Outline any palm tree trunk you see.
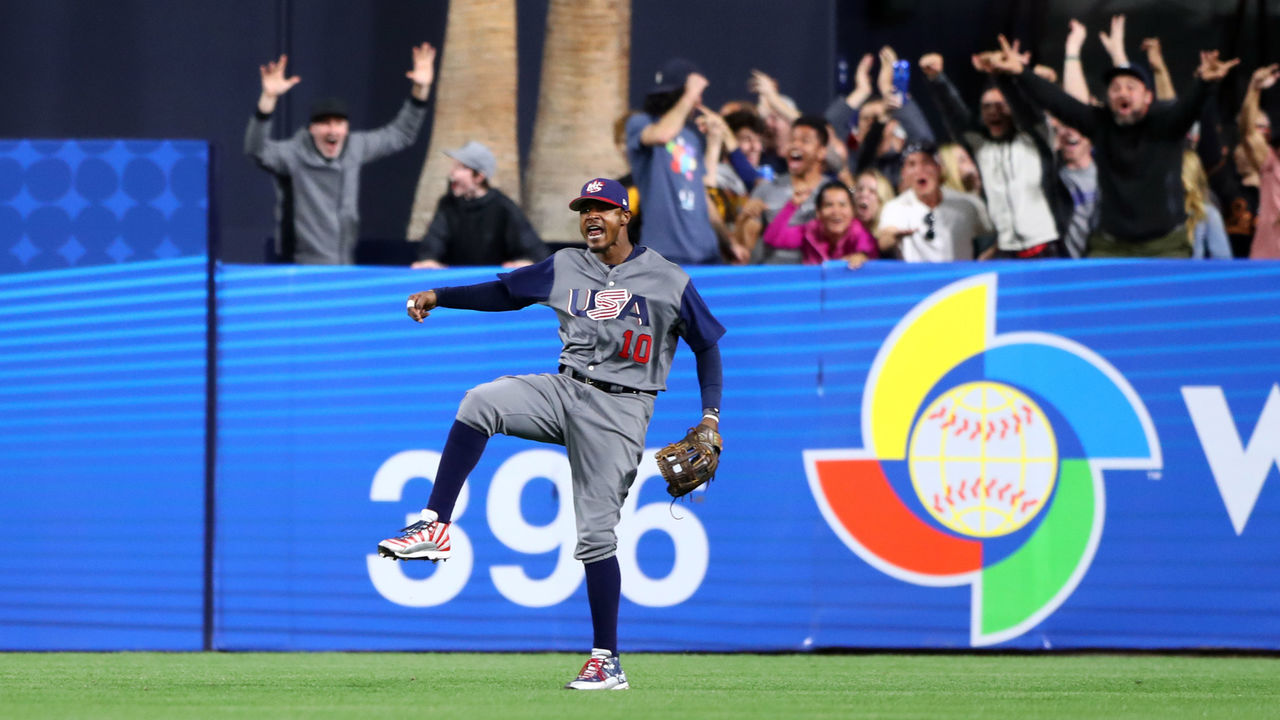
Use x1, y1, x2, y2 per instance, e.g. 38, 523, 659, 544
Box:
407, 0, 519, 240
523, 0, 631, 245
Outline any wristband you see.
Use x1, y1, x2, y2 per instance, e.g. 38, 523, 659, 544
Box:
702, 413, 720, 423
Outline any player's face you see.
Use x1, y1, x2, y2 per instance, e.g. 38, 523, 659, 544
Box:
1107, 76, 1153, 126
817, 186, 855, 239
578, 200, 630, 254
308, 116, 349, 159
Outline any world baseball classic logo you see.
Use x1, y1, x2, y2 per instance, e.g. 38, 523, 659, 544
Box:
805, 274, 1162, 646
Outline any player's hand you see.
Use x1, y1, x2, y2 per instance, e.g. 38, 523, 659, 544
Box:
406, 290, 438, 322
410, 259, 447, 270
259, 54, 301, 98
501, 259, 534, 269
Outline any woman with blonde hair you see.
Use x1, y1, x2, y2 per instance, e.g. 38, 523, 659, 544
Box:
1182, 150, 1232, 259
938, 143, 982, 194
853, 169, 895, 235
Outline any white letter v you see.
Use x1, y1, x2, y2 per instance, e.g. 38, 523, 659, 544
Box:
1181, 385, 1280, 535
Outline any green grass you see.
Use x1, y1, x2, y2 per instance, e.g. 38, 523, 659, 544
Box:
1, 652, 1277, 719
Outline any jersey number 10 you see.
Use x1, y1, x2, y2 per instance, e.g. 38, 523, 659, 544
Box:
618, 330, 653, 364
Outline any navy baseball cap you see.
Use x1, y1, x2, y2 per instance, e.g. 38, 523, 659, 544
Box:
1104, 63, 1154, 90
651, 57, 700, 94
569, 178, 629, 211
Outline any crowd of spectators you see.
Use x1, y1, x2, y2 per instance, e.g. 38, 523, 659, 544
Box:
618, 15, 1279, 266
249, 18, 1280, 266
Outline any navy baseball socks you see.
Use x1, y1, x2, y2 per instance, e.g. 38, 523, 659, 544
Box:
564, 556, 628, 690
377, 420, 488, 561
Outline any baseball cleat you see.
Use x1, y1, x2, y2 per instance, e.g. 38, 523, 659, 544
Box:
563, 650, 629, 690
377, 509, 451, 562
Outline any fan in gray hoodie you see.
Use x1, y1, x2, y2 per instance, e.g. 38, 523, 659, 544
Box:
245, 43, 436, 264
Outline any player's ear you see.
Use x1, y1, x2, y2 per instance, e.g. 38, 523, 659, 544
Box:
620, 209, 632, 225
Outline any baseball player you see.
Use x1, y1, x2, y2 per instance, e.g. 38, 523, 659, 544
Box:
378, 177, 725, 690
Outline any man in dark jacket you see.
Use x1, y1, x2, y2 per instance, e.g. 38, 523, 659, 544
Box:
986, 36, 1238, 257
411, 141, 548, 269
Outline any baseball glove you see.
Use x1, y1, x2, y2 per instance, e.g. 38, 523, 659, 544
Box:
655, 425, 722, 498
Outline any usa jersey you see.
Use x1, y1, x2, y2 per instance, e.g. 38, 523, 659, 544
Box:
499, 246, 724, 391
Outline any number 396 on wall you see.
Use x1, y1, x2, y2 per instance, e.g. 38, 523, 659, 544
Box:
366, 449, 710, 609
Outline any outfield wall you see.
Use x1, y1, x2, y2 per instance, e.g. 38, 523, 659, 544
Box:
3, 253, 1279, 651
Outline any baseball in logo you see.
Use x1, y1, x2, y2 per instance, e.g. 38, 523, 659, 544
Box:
805, 274, 1162, 646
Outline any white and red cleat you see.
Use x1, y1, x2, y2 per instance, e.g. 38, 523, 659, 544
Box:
377, 509, 451, 562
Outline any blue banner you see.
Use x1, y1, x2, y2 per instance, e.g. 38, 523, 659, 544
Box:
3, 257, 1278, 651
0, 257, 208, 650
210, 261, 1280, 652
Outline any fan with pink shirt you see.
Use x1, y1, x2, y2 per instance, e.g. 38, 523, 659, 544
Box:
761, 180, 879, 268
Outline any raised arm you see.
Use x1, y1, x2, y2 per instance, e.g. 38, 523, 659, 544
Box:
985, 37, 1099, 136
1142, 37, 1177, 101
640, 73, 707, 146
1157, 51, 1240, 137
921, 53, 976, 142
405, 41, 436, 102
256, 54, 301, 116
1240, 64, 1280, 170
825, 53, 874, 138
1099, 14, 1130, 67
750, 70, 800, 125
245, 54, 300, 171
357, 43, 436, 162
1062, 19, 1091, 103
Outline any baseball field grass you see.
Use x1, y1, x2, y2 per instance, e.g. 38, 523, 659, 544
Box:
1, 652, 1277, 719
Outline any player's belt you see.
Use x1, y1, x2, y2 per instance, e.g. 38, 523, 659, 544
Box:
559, 365, 657, 396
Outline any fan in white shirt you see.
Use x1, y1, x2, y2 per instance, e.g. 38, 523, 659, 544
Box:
875, 144, 993, 262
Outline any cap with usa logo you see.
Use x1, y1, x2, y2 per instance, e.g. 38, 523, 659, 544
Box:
569, 177, 629, 211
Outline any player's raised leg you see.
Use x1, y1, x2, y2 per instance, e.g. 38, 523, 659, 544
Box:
379, 375, 568, 561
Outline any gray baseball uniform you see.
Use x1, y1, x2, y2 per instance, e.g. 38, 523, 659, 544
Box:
450, 245, 724, 562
